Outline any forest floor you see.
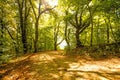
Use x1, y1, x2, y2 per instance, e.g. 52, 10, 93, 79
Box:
0, 51, 120, 80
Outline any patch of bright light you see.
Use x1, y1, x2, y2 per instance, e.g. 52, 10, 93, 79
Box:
35, 0, 58, 8
47, 0, 58, 7
59, 40, 67, 49
89, 1, 93, 6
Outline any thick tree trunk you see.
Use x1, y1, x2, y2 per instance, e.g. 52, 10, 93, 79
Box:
20, 15, 27, 54
21, 26, 27, 53
54, 42, 57, 50
75, 29, 82, 48
20, 10, 28, 53
17, 0, 28, 54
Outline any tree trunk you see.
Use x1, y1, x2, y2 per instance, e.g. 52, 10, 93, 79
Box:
0, 19, 4, 54
21, 26, 27, 53
75, 29, 82, 48
17, 0, 28, 54
54, 27, 58, 50
104, 18, 110, 44
64, 16, 70, 50
53, 22, 60, 51
90, 10, 93, 46
34, 20, 39, 52
54, 42, 57, 50
105, 20, 110, 44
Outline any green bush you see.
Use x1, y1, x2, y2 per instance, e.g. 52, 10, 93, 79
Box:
0, 54, 12, 64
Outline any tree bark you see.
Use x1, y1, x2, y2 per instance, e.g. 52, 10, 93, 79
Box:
0, 19, 4, 54
54, 24, 59, 50
65, 22, 70, 50
75, 29, 82, 48
64, 10, 70, 50
89, 8, 93, 46
34, 19, 39, 52
104, 19, 110, 44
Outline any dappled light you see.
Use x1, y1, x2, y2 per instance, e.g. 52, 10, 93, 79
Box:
0, 0, 120, 80
0, 51, 120, 80
67, 58, 120, 79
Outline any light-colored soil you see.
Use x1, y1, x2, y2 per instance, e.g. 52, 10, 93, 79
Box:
0, 51, 120, 80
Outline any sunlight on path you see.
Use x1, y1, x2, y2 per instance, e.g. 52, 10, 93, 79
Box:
66, 58, 120, 80
0, 51, 120, 80
68, 60, 120, 72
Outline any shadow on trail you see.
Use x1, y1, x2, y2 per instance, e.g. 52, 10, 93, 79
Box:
0, 51, 120, 80
0, 54, 33, 80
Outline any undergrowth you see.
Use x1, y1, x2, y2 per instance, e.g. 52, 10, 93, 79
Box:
65, 46, 120, 59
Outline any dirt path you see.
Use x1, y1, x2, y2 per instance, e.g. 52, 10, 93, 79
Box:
0, 51, 120, 80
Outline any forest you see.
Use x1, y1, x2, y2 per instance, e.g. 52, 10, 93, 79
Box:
0, 0, 120, 80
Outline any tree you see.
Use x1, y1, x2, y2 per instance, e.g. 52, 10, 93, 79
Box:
0, 10, 4, 54
67, 0, 92, 48
16, 0, 31, 53
64, 10, 70, 50
53, 21, 64, 50
29, 0, 55, 52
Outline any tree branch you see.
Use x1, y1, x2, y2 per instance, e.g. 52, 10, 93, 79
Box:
79, 19, 90, 34
4, 26, 16, 44
69, 20, 77, 28
40, 6, 56, 15
29, 0, 37, 18
57, 39, 64, 46
75, 10, 79, 26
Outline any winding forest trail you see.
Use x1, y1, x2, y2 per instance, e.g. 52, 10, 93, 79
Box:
0, 51, 120, 80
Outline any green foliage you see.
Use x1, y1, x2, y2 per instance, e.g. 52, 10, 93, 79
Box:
0, 54, 13, 64
38, 26, 54, 51
115, 29, 120, 41
67, 45, 120, 59
0, 0, 120, 57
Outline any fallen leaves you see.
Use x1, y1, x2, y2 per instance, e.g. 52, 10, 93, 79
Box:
0, 51, 120, 80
